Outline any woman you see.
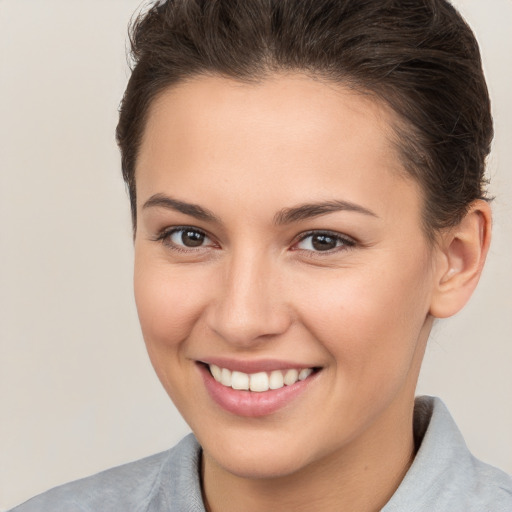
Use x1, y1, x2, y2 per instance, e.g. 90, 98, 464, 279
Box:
9, 0, 512, 510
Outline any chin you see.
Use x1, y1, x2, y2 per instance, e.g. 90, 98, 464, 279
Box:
209, 447, 313, 480
198, 426, 325, 480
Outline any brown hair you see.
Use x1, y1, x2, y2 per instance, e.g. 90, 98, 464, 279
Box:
116, 0, 493, 238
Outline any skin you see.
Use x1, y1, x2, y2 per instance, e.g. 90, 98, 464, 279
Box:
133, 74, 491, 512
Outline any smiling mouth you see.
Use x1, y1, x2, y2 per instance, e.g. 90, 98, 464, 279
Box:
207, 363, 318, 392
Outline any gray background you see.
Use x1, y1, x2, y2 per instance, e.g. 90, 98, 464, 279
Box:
1, 0, 510, 509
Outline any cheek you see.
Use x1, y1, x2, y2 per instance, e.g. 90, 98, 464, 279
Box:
133, 253, 208, 354
296, 254, 433, 383
133, 253, 214, 412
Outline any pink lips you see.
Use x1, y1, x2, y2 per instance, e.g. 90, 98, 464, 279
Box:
198, 361, 319, 417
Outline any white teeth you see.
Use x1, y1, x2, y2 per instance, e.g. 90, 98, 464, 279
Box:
209, 365, 314, 392
284, 369, 299, 386
249, 372, 269, 392
269, 370, 284, 390
299, 368, 313, 381
220, 367, 232, 387
210, 364, 222, 382
231, 371, 250, 390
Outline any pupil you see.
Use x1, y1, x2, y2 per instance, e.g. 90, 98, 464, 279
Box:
312, 234, 337, 251
182, 230, 204, 247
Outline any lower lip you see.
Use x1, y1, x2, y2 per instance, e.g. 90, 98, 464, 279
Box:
198, 364, 318, 417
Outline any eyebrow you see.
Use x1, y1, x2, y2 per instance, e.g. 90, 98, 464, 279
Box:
142, 193, 378, 225
142, 194, 220, 223
273, 200, 378, 224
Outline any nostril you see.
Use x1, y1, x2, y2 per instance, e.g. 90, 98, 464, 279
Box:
205, 304, 292, 346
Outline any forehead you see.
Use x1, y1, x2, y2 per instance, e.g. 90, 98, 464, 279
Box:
140, 73, 398, 163
136, 73, 419, 222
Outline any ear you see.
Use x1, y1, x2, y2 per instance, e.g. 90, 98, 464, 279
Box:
429, 200, 492, 319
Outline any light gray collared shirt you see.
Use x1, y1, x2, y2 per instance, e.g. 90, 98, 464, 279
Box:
9, 396, 512, 511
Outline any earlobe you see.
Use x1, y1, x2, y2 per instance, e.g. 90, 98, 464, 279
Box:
429, 200, 492, 319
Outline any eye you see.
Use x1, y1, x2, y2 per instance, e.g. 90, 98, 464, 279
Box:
294, 231, 355, 252
170, 228, 208, 247
157, 226, 215, 250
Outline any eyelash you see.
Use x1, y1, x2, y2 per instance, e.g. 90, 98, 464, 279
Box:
153, 226, 215, 253
293, 230, 356, 255
153, 226, 356, 255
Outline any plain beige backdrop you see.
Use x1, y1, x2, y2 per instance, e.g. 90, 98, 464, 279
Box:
0, 0, 511, 510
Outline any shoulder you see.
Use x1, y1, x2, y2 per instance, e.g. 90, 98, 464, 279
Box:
8, 434, 204, 512
384, 396, 512, 512
468, 458, 512, 506
8, 451, 170, 512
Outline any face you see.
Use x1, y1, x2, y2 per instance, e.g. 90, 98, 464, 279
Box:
134, 74, 437, 479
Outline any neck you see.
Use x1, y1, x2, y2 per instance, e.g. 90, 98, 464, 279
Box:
201, 394, 417, 512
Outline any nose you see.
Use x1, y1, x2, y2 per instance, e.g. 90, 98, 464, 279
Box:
205, 249, 292, 347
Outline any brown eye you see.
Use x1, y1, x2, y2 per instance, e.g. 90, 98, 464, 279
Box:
182, 230, 205, 247
295, 232, 355, 252
169, 228, 210, 248
311, 234, 338, 251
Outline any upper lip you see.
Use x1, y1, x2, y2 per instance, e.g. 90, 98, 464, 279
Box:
197, 357, 319, 374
